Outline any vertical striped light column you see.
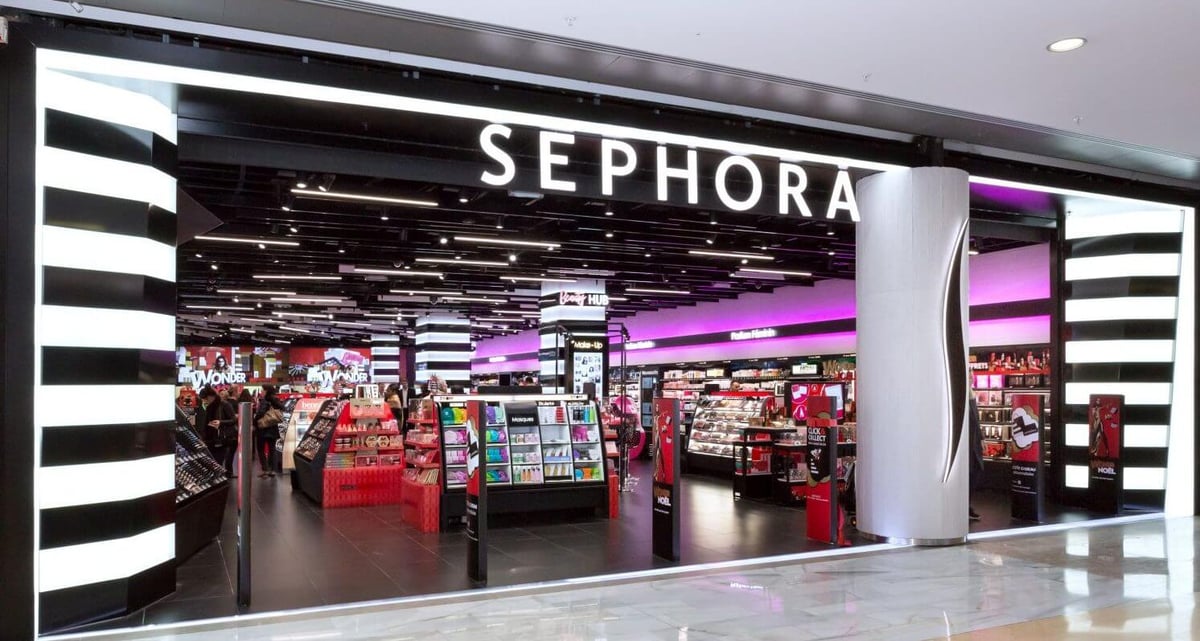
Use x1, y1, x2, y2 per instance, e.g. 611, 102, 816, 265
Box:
370, 334, 402, 385
1061, 205, 1192, 512
538, 280, 607, 393
414, 314, 472, 390
34, 67, 179, 630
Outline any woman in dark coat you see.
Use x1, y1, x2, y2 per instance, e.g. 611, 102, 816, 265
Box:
253, 385, 286, 478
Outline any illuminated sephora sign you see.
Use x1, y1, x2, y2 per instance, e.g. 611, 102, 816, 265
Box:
478, 125, 862, 222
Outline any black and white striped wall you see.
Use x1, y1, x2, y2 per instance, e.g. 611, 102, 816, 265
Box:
414, 314, 472, 389
1061, 204, 1195, 513
538, 280, 607, 393
34, 68, 179, 630
370, 334, 402, 384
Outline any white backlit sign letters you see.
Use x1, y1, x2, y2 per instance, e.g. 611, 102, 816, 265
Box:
625, 341, 656, 350
730, 328, 777, 341
480, 125, 861, 222
488, 355, 508, 363
558, 291, 610, 307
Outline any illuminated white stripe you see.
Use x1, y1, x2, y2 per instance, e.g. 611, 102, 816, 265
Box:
38, 49, 902, 174
1064, 297, 1178, 322
1065, 464, 1088, 488
1064, 209, 1184, 240
415, 332, 470, 345
1064, 423, 1169, 448
372, 360, 400, 370
1064, 339, 1175, 363
414, 351, 475, 362
370, 346, 401, 357
41, 225, 175, 283
540, 306, 607, 324
1125, 467, 1167, 491
416, 316, 471, 327
39, 69, 177, 143
40, 306, 175, 351
1065, 382, 1173, 406
1064, 254, 1180, 281
39, 524, 174, 592
38, 385, 174, 427
1166, 207, 1196, 517
39, 455, 174, 510
415, 369, 471, 382
38, 146, 176, 213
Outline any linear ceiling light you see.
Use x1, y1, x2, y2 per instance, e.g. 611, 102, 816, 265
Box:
1047, 37, 1087, 53
331, 320, 372, 327
626, 287, 690, 295
503, 276, 577, 283
291, 188, 438, 208
455, 235, 560, 250
607, 296, 628, 301
253, 274, 342, 281
389, 288, 462, 296
442, 296, 505, 303
354, 267, 443, 277
269, 296, 344, 304
229, 328, 257, 334
416, 257, 509, 267
494, 310, 541, 316
184, 305, 253, 311
734, 267, 814, 277
273, 311, 333, 319
687, 249, 774, 261
196, 235, 300, 247
216, 288, 297, 296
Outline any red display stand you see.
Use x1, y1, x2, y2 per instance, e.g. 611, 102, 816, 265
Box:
323, 466, 406, 508
401, 476, 441, 532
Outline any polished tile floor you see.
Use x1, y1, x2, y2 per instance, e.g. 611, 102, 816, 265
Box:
69, 460, 1119, 633
54, 516, 1195, 640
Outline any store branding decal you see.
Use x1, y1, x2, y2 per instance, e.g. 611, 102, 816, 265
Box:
487, 355, 508, 363
730, 327, 777, 341
307, 364, 369, 386
188, 368, 247, 387
479, 125, 861, 222
558, 291, 609, 307
571, 339, 605, 351
626, 340, 656, 350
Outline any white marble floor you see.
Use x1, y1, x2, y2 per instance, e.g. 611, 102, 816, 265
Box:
54, 516, 1197, 641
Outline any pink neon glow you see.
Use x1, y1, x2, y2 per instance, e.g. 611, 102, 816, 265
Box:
968, 243, 1051, 305
472, 357, 539, 375
471, 244, 1052, 368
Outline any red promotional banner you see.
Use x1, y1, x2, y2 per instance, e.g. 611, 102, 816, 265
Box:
652, 397, 681, 561
289, 346, 373, 392
1087, 394, 1124, 514
178, 345, 245, 387
1009, 393, 1044, 521
653, 399, 677, 486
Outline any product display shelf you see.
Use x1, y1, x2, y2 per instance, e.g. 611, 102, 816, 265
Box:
972, 367, 1054, 490
686, 393, 770, 475
282, 396, 331, 473
174, 406, 230, 562
291, 399, 347, 505
734, 425, 799, 500
402, 397, 444, 532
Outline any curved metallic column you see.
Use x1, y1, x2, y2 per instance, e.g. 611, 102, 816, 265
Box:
855, 167, 970, 545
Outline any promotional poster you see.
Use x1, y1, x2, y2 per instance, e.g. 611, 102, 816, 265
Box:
805, 395, 841, 544
567, 337, 609, 395
1009, 393, 1044, 522
289, 346, 372, 393
178, 345, 247, 387
652, 397, 681, 561
464, 401, 487, 584
1087, 394, 1125, 514
790, 382, 845, 422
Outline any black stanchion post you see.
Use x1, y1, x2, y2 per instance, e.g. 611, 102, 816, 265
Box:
237, 401, 252, 609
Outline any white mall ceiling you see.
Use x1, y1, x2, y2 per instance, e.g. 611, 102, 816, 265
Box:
362, 0, 1200, 161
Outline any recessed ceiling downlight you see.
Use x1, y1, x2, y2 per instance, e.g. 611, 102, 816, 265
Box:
1047, 37, 1086, 53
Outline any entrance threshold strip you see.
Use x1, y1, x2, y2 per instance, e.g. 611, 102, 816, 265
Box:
49, 542, 901, 640
966, 511, 1164, 542
49, 514, 1163, 641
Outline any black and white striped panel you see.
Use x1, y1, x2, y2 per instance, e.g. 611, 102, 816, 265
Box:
415, 314, 472, 387
34, 69, 178, 632
371, 334, 401, 384
538, 281, 607, 393
1060, 206, 1188, 509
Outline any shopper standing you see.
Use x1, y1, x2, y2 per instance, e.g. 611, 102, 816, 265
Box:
198, 386, 238, 477
968, 396, 984, 521
254, 385, 285, 478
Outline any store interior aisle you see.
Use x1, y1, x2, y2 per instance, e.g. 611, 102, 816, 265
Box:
60, 516, 1194, 641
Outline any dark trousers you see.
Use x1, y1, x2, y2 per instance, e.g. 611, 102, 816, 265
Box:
215, 442, 238, 476
256, 431, 279, 473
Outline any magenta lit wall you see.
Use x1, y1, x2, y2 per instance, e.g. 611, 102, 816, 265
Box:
472, 243, 1052, 371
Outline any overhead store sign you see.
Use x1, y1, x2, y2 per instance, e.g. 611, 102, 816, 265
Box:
730, 327, 778, 341
625, 341, 656, 350
480, 125, 862, 222
558, 291, 609, 307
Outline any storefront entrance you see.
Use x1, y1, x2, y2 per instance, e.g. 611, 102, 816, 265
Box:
0, 19, 1193, 638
